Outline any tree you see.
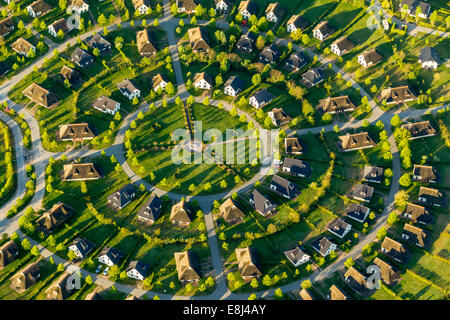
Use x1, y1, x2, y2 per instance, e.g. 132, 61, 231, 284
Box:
248, 294, 257, 300
256, 35, 265, 50
57, 263, 65, 272
344, 257, 355, 269
301, 279, 312, 289
30, 245, 40, 256
250, 278, 259, 288
85, 275, 93, 285
377, 227, 387, 240
391, 114, 402, 127
274, 288, 283, 299
301, 34, 310, 46
98, 14, 107, 26
399, 173, 411, 187
59, 0, 67, 10
387, 211, 399, 226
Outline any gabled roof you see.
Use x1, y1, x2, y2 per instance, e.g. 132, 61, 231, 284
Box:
378, 86, 417, 103
418, 47, 440, 64
137, 29, 157, 54
265, 2, 284, 18
0, 240, 19, 268
363, 165, 384, 183
284, 246, 309, 266
28, 0, 52, 13
413, 164, 438, 182
373, 257, 399, 285
60, 65, 80, 83
270, 175, 299, 199
0, 17, 15, 37
250, 88, 275, 105
99, 247, 123, 265
107, 183, 136, 208
137, 194, 162, 222
174, 251, 200, 282
224, 75, 245, 92
404, 202, 432, 224
132, 0, 151, 9
331, 36, 355, 52
87, 34, 111, 53
177, 0, 198, 10
92, 96, 120, 112
284, 137, 303, 154
11, 37, 34, 53
152, 73, 168, 89
58, 123, 95, 141
401, 121, 436, 138
235, 247, 262, 278
11, 260, 40, 290
299, 288, 313, 300
313, 21, 335, 36
312, 236, 335, 256
316, 96, 356, 114
343, 203, 370, 222
358, 49, 383, 65
50, 18, 68, 34
329, 284, 347, 300
287, 15, 309, 30
220, 198, 245, 222
301, 68, 324, 85
188, 27, 210, 51
22, 83, 59, 108
70, 238, 95, 257
269, 108, 291, 126
63, 163, 101, 181
418, 187, 446, 206
381, 236, 407, 261
238, 0, 258, 15
71, 47, 93, 66
69, 0, 88, 7
250, 189, 277, 216
260, 44, 280, 62
327, 218, 351, 237
351, 183, 374, 201
45, 272, 73, 300
236, 31, 257, 50
126, 260, 150, 278
338, 132, 376, 151
117, 79, 139, 95
193, 72, 214, 86
36, 202, 74, 234
170, 200, 193, 224
403, 223, 427, 247
285, 52, 307, 71
283, 157, 312, 177
344, 266, 366, 290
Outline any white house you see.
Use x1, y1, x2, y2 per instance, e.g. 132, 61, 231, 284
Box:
67, 0, 89, 14
312, 21, 335, 41
357, 49, 383, 68
133, 0, 151, 15
284, 246, 310, 267
215, 0, 230, 12
265, 3, 284, 23
224, 76, 245, 97
193, 72, 213, 90
286, 15, 309, 33
92, 96, 121, 115
98, 247, 123, 267
126, 261, 149, 281
48, 18, 73, 38
68, 238, 95, 260
418, 47, 440, 70
152, 74, 168, 92
27, 0, 52, 18
117, 79, 141, 100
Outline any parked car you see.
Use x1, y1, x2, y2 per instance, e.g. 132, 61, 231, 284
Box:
103, 267, 110, 276
95, 265, 102, 273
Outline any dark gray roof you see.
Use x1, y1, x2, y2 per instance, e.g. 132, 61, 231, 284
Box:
250, 189, 277, 216
259, 44, 280, 63
224, 75, 245, 93
284, 246, 309, 265
287, 15, 310, 30
283, 157, 312, 177
127, 260, 150, 278
351, 184, 374, 202
302, 68, 324, 85
363, 166, 384, 183
251, 88, 275, 105
236, 31, 256, 51
71, 238, 95, 257
137, 194, 162, 222
270, 175, 299, 199
100, 247, 123, 265
87, 34, 111, 53
327, 218, 351, 237
312, 237, 334, 255
285, 52, 307, 71
107, 184, 136, 208
71, 47, 93, 67
343, 203, 370, 222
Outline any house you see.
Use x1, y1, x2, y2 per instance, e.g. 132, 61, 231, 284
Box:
402, 223, 428, 248
11, 37, 36, 57
188, 27, 211, 53
330, 36, 355, 56
126, 260, 150, 281
301, 68, 324, 87
418, 47, 440, 70
0, 240, 19, 269
60, 65, 83, 87
357, 49, 383, 68
137, 29, 157, 56
343, 203, 370, 223
373, 257, 400, 285
174, 251, 200, 284
344, 267, 367, 293
215, 0, 232, 13
68, 0, 89, 14
249, 189, 277, 217
259, 44, 280, 64
377, 86, 417, 105
117, 79, 140, 100
350, 184, 374, 203
22, 83, 59, 108
284, 246, 310, 267
220, 198, 245, 224
152, 73, 169, 92
193, 72, 214, 90
10, 261, 41, 293
224, 76, 245, 97
403, 202, 432, 224
338, 132, 376, 152
92, 96, 121, 115
235, 247, 262, 281
400, 0, 431, 19
328, 285, 347, 300
238, 0, 258, 20
45, 272, 74, 300
402, 121, 436, 140
284, 52, 307, 72
98, 247, 123, 267
36, 202, 74, 234
249, 89, 275, 109
312, 21, 335, 41
68, 238, 95, 259
316, 96, 356, 115
0, 61, 10, 77
86, 34, 112, 54
327, 218, 352, 239
126, 295, 139, 300
265, 2, 284, 23
170, 200, 193, 226
27, 0, 52, 18
282, 157, 312, 178
363, 165, 384, 184
0, 17, 15, 37
58, 123, 95, 142
71, 47, 94, 68
107, 184, 136, 210
268, 108, 292, 127
132, 0, 151, 14
418, 187, 446, 207
48, 18, 70, 38
284, 137, 303, 155
312, 237, 337, 257
299, 289, 314, 300
63, 163, 101, 181
270, 175, 299, 200
286, 15, 309, 33
381, 236, 407, 263
176, 0, 198, 14
236, 31, 257, 53
137, 194, 162, 225
413, 164, 438, 183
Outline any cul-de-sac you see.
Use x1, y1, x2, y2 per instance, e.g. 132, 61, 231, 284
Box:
0, 0, 448, 301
